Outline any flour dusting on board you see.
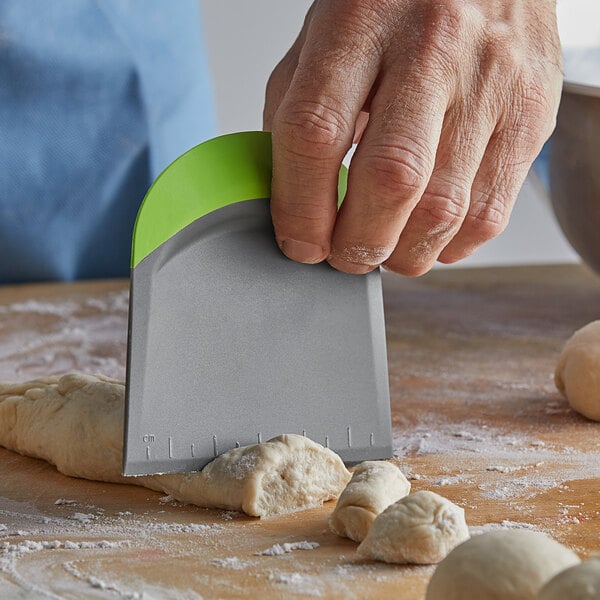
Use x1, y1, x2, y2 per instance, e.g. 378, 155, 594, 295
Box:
0, 289, 128, 381
393, 415, 600, 501
256, 541, 320, 556
210, 556, 251, 570
268, 571, 324, 597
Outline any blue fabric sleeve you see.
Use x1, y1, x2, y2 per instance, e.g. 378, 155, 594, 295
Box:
0, 0, 216, 283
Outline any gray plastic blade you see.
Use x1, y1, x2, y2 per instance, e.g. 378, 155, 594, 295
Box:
124, 198, 392, 476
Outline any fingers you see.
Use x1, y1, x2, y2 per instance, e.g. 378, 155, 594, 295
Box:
270, 5, 383, 263
328, 20, 559, 275
382, 105, 495, 276
266, 0, 562, 273
327, 70, 450, 274
438, 91, 556, 264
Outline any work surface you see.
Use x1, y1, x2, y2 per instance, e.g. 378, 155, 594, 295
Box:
1, 265, 599, 599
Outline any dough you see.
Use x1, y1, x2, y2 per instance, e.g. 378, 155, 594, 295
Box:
356, 490, 469, 564
555, 320, 600, 421
426, 530, 581, 600
328, 461, 410, 542
538, 559, 600, 600
0, 374, 351, 517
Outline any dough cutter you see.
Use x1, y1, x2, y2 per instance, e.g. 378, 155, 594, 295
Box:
123, 131, 392, 476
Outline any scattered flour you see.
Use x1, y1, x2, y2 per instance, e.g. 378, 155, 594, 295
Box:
62, 561, 143, 600
394, 416, 600, 501
142, 522, 222, 535
470, 521, 541, 536
219, 511, 240, 521
256, 541, 320, 556
70, 513, 95, 523
268, 571, 324, 597
210, 557, 250, 570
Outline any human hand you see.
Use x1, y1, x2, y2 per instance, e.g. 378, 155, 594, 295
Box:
263, 0, 562, 275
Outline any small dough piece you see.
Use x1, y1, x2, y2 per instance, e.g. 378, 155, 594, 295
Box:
538, 559, 600, 600
555, 320, 600, 421
0, 374, 351, 517
426, 530, 581, 600
357, 490, 469, 564
328, 461, 410, 542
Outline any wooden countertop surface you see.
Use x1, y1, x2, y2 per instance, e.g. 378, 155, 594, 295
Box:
0, 264, 599, 599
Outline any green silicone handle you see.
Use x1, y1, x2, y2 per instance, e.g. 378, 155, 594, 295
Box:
131, 131, 349, 267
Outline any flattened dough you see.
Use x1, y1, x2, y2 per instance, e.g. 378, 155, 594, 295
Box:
426, 530, 580, 600
0, 374, 351, 517
555, 320, 600, 421
328, 460, 410, 542
357, 490, 469, 564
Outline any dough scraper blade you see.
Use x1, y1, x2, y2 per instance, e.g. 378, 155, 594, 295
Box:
123, 131, 392, 476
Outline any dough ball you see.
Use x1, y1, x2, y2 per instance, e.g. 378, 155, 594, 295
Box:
555, 320, 600, 421
328, 460, 411, 542
0, 375, 351, 518
426, 530, 581, 600
538, 559, 600, 600
356, 490, 469, 564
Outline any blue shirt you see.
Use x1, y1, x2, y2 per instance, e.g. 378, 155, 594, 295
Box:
0, 0, 216, 283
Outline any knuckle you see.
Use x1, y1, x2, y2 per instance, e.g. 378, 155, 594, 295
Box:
518, 79, 558, 141
465, 202, 508, 242
496, 80, 555, 155
424, 0, 469, 41
417, 0, 478, 68
519, 79, 553, 121
275, 99, 351, 154
362, 142, 431, 205
479, 41, 520, 87
412, 188, 469, 231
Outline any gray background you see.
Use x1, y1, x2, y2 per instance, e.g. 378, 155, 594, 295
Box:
199, 0, 599, 268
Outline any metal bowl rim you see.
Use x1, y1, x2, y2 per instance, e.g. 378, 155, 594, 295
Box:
563, 80, 600, 98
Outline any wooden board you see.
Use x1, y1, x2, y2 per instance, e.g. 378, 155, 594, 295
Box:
1, 265, 599, 599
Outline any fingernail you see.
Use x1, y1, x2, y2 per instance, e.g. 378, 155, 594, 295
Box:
327, 255, 374, 275
279, 239, 325, 264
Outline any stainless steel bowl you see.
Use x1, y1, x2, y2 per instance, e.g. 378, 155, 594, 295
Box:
550, 80, 600, 274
